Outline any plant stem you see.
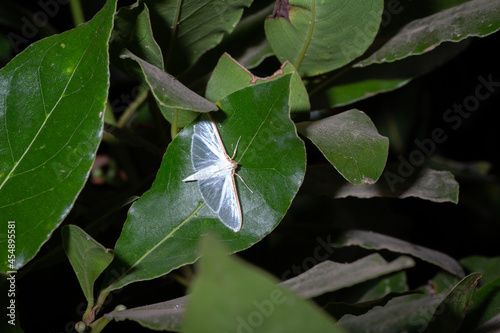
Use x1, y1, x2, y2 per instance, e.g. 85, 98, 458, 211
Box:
69, 0, 85, 27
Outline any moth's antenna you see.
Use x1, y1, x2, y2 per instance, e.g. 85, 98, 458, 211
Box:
232, 136, 242, 159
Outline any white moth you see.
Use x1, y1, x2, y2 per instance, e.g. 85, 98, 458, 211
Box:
182, 115, 248, 232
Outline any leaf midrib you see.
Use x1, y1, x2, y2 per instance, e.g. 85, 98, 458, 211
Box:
294, 0, 316, 71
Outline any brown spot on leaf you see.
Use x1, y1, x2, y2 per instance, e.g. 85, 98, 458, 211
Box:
269, 0, 290, 21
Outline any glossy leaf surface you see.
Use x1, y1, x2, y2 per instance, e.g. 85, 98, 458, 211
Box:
0, 0, 115, 273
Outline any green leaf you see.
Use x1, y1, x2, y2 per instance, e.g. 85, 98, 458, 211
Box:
104, 256, 412, 331
297, 110, 389, 185
111, 2, 164, 70
0, 0, 116, 273
206, 53, 310, 113
182, 235, 344, 333
460, 256, 500, 286
105, 295, 189, 331
423, 272, 481, 332
282, 254, 414, 298
303, 165, 460, 203
265, 0, 384, 76
101, 75, 306, 292
333, 229, 465, 277
337, 293, 445, 332
61, 225, 114, 306
461, 276, 500, 330
357, 0, 500, 66
120, 50, 217, 126
144, 0, 252, 70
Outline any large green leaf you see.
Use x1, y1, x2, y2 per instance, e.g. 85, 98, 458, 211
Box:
357, 0, 500, 66
265, 0, 384, 76
101, 75, 305, 293
61, 225, 114, 308
333, 229, 465, 277
297, 110, 389, 185
144, 0, 253, 71
0, 0, 116, 273
182, 235, 344, 333
206, 53, 310, 113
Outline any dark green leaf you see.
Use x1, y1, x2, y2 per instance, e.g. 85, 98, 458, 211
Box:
333, 229, 465, 276
101, 75, 306, 292
111, 2, 164, 70
182, 235, 344, 333
303, 164, 460, 203
265, 0, 384, 76
61, 225, 114, 305
337, 293, 445, 332
0, 0, 116, 273
461, 276, 500, 331
297, 110, 389, 184
310, 41, 470, 108
357, 0, 500, 66
144, 0, 252, 70
424, 272, 481, 332
461, 256, 500, 286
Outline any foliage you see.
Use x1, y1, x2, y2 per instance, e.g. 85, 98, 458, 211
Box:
0, 0, 499, 332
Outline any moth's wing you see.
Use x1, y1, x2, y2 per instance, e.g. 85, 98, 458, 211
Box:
217, 171, 242, 232
191, 119, 227, 171
198, 170, 242, 232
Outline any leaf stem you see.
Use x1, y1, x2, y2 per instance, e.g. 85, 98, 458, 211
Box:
117, 89, 149, 128
69, 0, 85, 27
171, 109, 179, 140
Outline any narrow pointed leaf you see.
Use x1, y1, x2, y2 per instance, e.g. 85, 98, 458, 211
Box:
265, 0, 384, 76
61, 225, 114, 305
461, 277, 500, 330
337, 294, 445, 332
297, 110, 389, 184
120, 50, 217, 126
102, 75, 306, 292
357, 0, 500, 67
333, 229, 465, 277
105, 295, 189, 331
182, 236, 343, 333
423, 273, 481, 332
282, 254, 414, 299
0, 0, 116, 273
